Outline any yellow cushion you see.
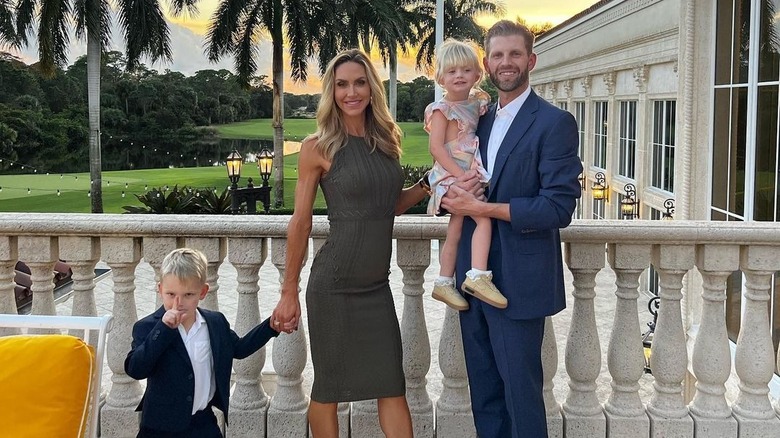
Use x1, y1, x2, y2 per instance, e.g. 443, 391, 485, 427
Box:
0, 334, 96, 438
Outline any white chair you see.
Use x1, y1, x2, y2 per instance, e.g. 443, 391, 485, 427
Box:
0, 314, 113, 438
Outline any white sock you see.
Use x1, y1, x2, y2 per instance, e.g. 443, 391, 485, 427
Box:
435, 276, 455, 286
466, 269, 491, 280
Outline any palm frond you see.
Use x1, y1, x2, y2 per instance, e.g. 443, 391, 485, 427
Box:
37, 0, 71, 74
119, 0, 172, 70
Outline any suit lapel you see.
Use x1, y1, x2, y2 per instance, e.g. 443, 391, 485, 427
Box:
200, 308, 221, 368
478, 103, 497, 169
489, 91, 539, 192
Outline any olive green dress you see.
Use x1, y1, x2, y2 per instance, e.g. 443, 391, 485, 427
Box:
306, 135, 405, 403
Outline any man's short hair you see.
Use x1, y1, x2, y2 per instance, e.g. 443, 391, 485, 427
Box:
484, 20, 535, 56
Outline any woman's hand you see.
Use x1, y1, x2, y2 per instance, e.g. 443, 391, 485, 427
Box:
271, 290, 301, 334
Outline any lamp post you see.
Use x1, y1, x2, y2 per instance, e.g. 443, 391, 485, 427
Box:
226, 148, 274, 214
662, 198, 675, 220
620, 183, 638, 219
592, 171, 608, 201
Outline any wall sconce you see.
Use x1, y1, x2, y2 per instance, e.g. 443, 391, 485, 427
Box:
578, 173, 585, 191
592, 171, 608, 201
662, 198, 675, 220
620, 183, 638, 219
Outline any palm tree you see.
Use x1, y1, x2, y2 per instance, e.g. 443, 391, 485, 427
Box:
413, 0, 504, 71
15, 0, 193, 212
207, 0, 325, 208
0, 0, 16, 47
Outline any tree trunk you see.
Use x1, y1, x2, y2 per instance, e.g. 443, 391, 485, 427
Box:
389, 46, 398, 120
271, 0, 284, 208
87, 31, 103, 213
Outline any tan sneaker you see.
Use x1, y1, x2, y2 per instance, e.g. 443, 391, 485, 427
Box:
432, 284, 469, 311
462, 274, 508, 309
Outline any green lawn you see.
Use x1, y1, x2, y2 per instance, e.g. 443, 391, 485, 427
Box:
216, 118, 432, 167
0, 118, 432, 213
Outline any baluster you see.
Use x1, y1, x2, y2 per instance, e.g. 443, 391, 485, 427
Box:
268, 237, 310, 437
226, 237, 270, 437
646, 244, 694, 437
142, 237, 179, 309
352, 400, 383, 438
0, 236, 20, 336
184, 237, 226, 311
19, 237, 58, 324
689, 245, 738, 437
100, 237, 144, 437
398, 239, 433, 437
436, 306, 474, 437
59, 236, 100, 339
604, 244, 651, 436
732, 246, 780, 435
542, 316, 562, 438
562, 242, 606, 437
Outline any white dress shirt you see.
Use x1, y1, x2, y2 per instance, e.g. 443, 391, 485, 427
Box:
486, 86, 532, 174
178, 309, 216, 414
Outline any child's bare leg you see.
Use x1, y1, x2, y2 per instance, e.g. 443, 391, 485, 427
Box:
462, 216, 508, 309
309, 400, 339, 438
439, 214, 463, 277
432, 214, 469, 310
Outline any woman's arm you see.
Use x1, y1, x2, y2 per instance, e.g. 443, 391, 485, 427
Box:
394, 179, 429, 215
428, 109, 465, 178
271, 138, 324, 332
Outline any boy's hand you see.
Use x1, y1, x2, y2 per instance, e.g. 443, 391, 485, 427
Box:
162, 295, 186, 329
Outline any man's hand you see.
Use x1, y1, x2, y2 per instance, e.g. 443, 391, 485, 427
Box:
450, 169, 486, 200
441, 184, 482, 217
162, 296, 186, 329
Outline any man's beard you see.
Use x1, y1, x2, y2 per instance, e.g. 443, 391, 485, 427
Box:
489, 68, 528, 93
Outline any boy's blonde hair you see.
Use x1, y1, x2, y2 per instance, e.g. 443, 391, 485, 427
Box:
160, 248, 208, 285
434, 39, 483, 87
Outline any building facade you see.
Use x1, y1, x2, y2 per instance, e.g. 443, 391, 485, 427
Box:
531, 0, 780, 394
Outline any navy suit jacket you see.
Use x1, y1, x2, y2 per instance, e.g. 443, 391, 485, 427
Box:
125, 306, 279, 433
456, 90, 582, 319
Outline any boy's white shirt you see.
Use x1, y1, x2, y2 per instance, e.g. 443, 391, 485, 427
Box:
178, 308, 216, 414
486, 86, 531, 175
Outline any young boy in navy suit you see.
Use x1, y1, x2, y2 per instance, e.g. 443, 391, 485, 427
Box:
125, 247, 279, 437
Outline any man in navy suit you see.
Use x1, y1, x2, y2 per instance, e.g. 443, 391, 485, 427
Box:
441, 20, 582, 438
125, 248, 279, 437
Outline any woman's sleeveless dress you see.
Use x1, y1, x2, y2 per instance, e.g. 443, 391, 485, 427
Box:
305, 135, 406, 403
424, 92, 490, 215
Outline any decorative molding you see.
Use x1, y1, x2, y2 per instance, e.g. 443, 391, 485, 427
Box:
673, 61, 679, 75
633, 65, 649, 93
548, 82, 557, 99
581, 76, 592, 94
536, 83, 546, 97
604, 72, 616, 95
563, 79, 573, 98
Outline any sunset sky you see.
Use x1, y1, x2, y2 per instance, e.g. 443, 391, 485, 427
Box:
13, 0, 597, 94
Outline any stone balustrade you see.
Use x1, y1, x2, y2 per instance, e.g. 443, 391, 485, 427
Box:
1, 213, 780, 437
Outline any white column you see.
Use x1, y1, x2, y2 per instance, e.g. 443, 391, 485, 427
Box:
226, 237, 270, 437
604, 244, 651, 436
141, 237, 178, 309
646, 245, 694, 437
184, 237, 226, 311
19, 236, 58, 321
398, 239, 433, 437
59, 236, 100, 339
732, 246, 780, 435
562, 242, 606, 437
100, 237, 143, 437
268, 237, 310, 437
436, 306, 474, 437
0, 236, 19, 336
688, 244, 738, 437
543, 316, 562, 438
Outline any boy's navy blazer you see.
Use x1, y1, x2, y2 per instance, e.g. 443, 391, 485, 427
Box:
125, 306, 278, 433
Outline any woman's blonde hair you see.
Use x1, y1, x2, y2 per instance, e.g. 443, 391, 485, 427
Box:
434, 39, 484, 89
309, 49, 402, 161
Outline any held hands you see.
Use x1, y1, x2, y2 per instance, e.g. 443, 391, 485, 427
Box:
271, 289, 301, 334
440, 170, 485, 216
162, 295, 187, 329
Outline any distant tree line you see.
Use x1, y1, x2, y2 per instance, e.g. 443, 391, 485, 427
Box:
0, 52, 439, 173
